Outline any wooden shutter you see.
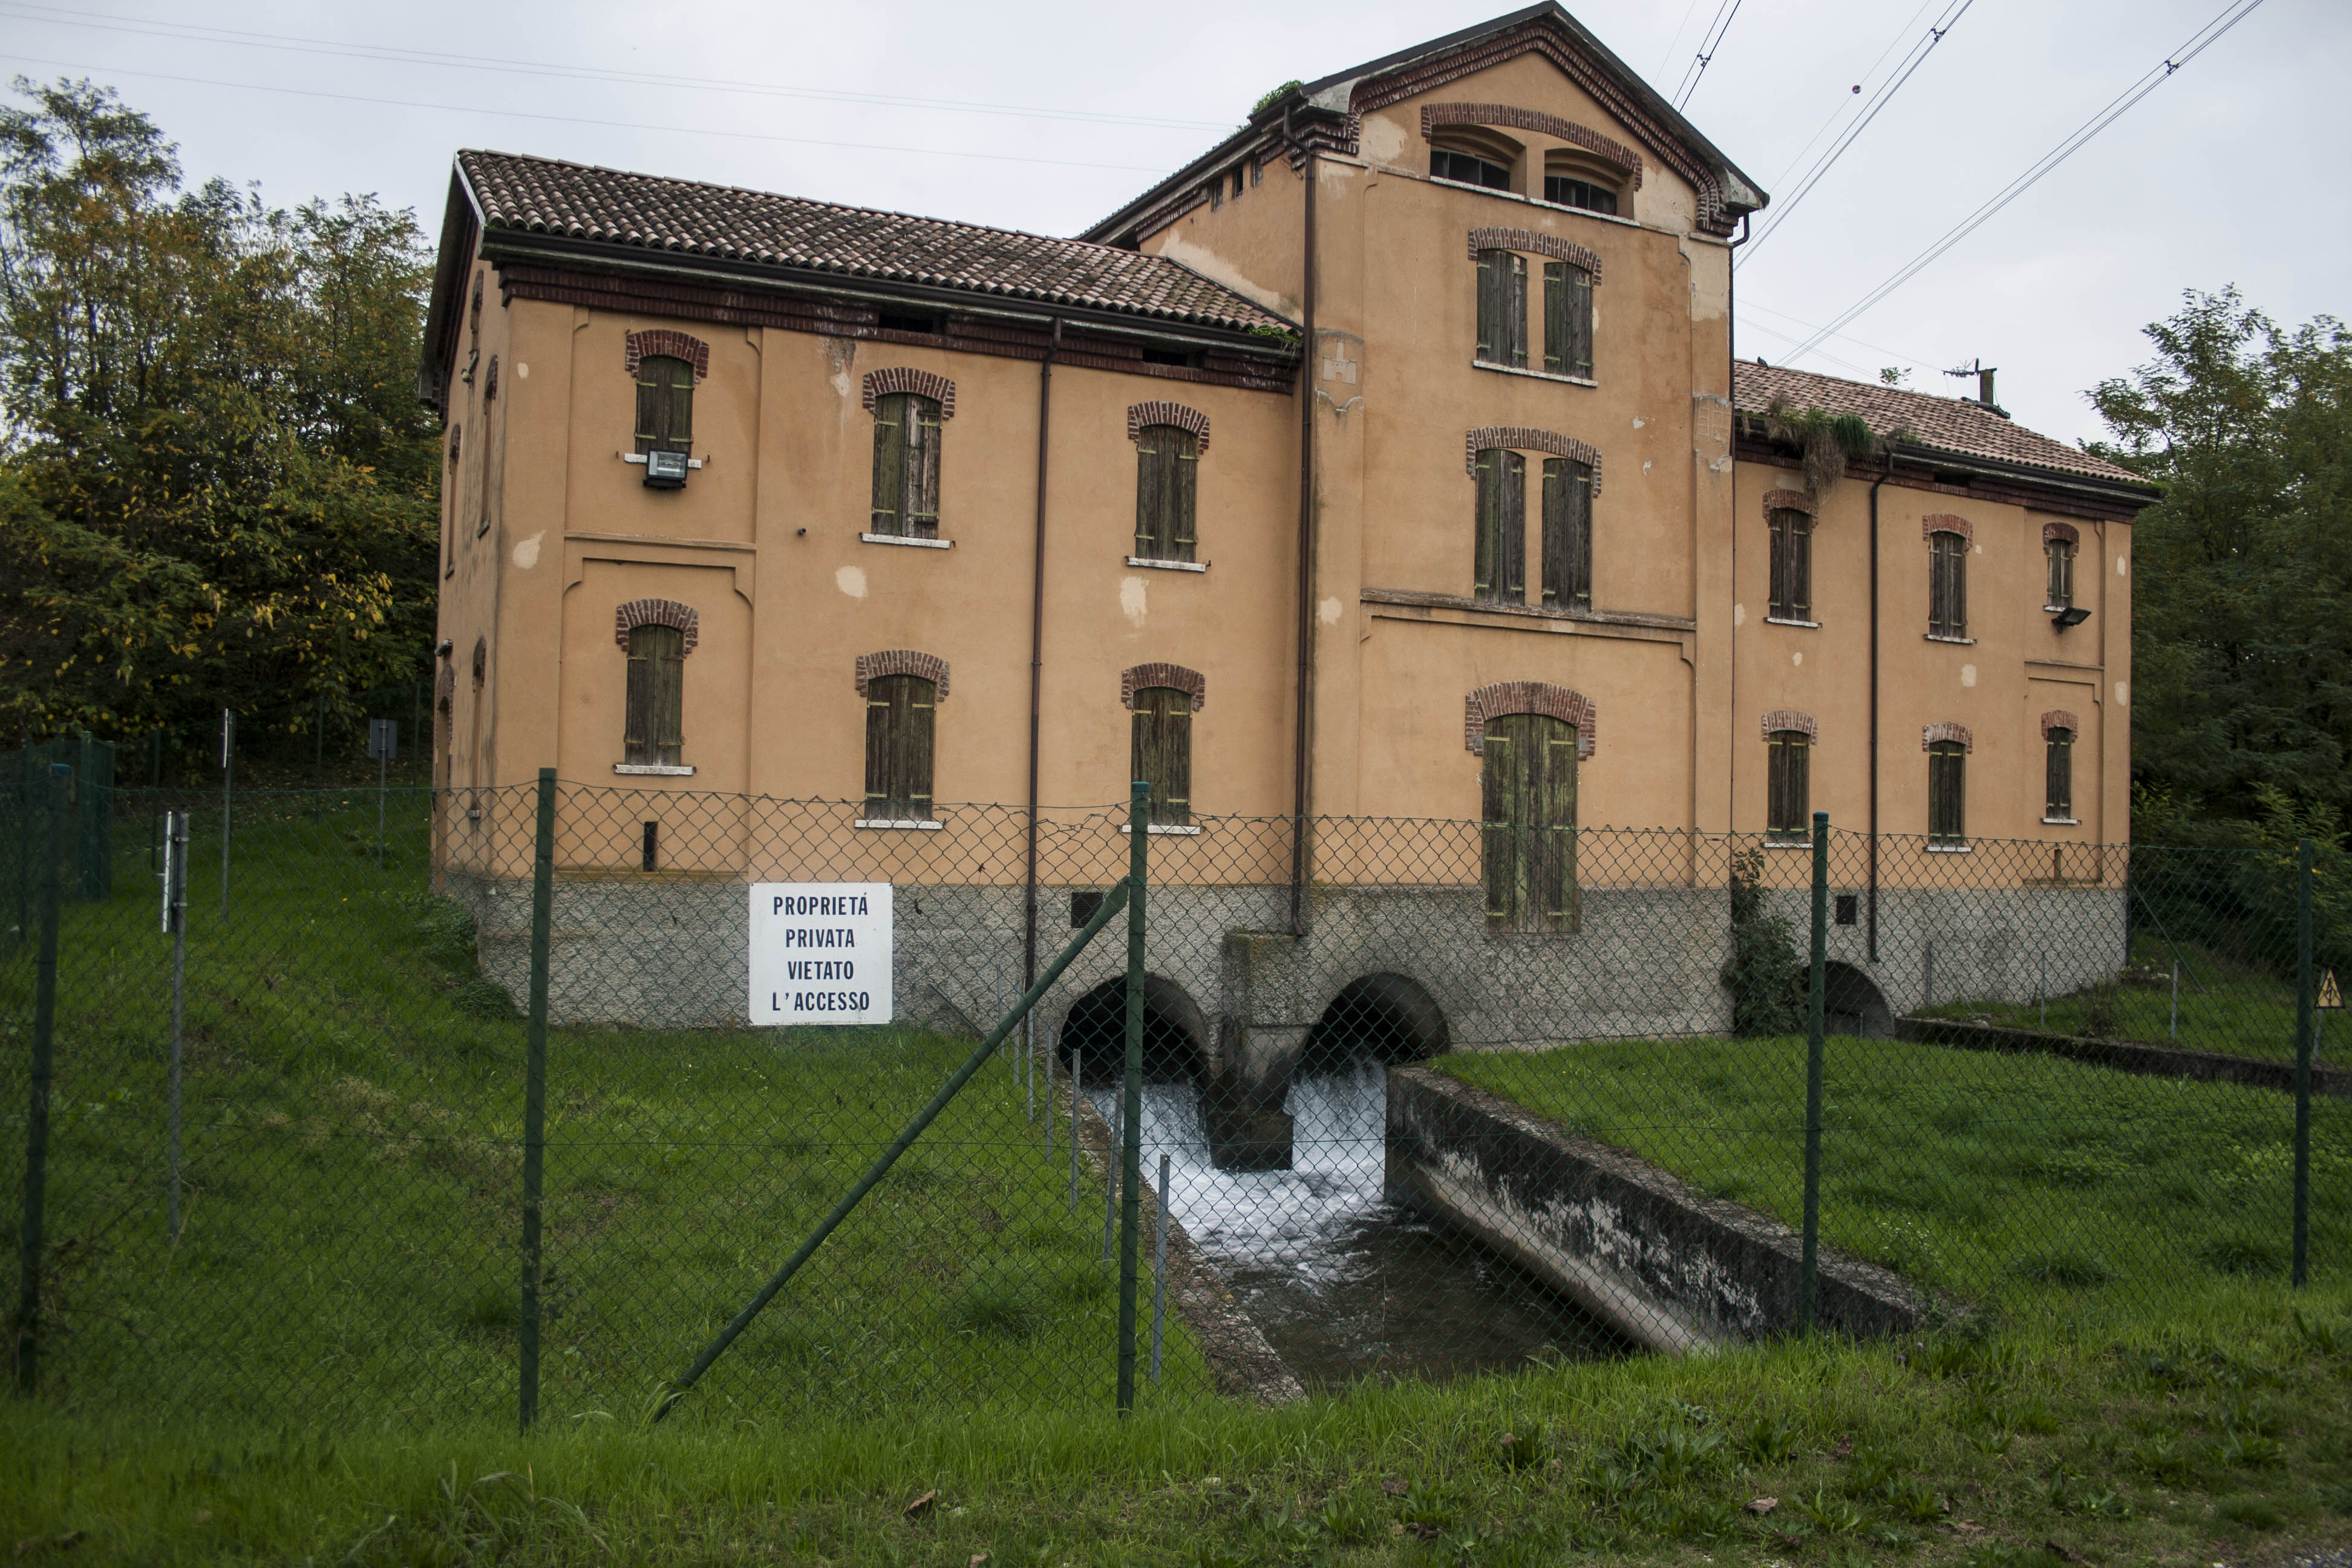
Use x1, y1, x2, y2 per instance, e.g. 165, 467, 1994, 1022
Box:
1499, 451, 1525, 601
1768, 732, 1810, 837
1475, 250, 1504, 363
864, 675, 936, 819
1769, 509, 1811, 620
1504, 253, 1528, 368
1543, 458, 1592, 610
1473, 449, 1503, 601
1929, 532, 1968, 637
1537, 721, 1579, 931
1543, 261, 1566, 374
871, 393, 907, 533
1929, 743, 1966, 843
1131, 688, 1192, 826
1133, 426, 1197, 561
624, 624, 684, 766
1481, 714, 1576, 932
1169, 429, 1198, 560
634, 355, 693, 455
1543, 262, 1593, 377
2046, 731, 2073, 819
2047, 541, 2073, 607
905, 396, 942, 538
1480, 719, 1520, 928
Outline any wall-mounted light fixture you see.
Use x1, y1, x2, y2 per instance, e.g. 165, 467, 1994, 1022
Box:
2052, 606, 2091, 630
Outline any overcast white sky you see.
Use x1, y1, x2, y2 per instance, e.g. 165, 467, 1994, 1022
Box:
3, 0, 2339, 447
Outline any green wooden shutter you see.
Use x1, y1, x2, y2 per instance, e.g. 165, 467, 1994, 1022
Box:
1129, 688, 1192, 826
1792, 512, 1811, 620
1134, 426, 1166, 557
1929, 743, 1967, 843
1543, 261, 1567, 374
634, 355, 694, 455
624, 633, 653, 765
2047, 732, 2071, 818
1505, 253, 1529, 368
1569, 266, 1593, 378
1538, 724, 1578, 931
1170, 430, 1198, 561
624, 625, 684, 766
871, 393, 907, 533
1541, 460, 1563, 605
906, 396, 942, 538
1473, 449, 1501, 601
1475, 250, 1503, 363
864, 677, 895, 812
1543, 459, 1591, 610
1480, 720, 1518, 928
900, 677, 935, 818
1500, 451, 1526, 601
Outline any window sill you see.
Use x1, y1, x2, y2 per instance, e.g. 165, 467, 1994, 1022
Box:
1765, 616, 1819, 629
614, 763, 694, 776
855, 818, 942, 831
1925, 842, 1973, 854
2042, 817, 2080, 826
1126, 556, 1207, 573
1763, 835, 1812, 848
861, 532, 953, 550
1118, 823, 1203, 835
1425, 175, 1639, 228
1471, 360, 1597, 389
2043, 604, 2073, 614
621, 452, 705, 471
1924, 633, 1976, 645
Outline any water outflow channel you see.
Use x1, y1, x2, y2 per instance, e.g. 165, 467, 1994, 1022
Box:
1083, 1063, 1627, 1388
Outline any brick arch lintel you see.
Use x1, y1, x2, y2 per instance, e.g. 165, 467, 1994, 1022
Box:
615, 598, 700, 656
1465, 227, 1604, 284
1922, 512, 1973, 543
1122, 662, 1206, 713
1126, 400, 1210, 454
861, 367, 958, 419
1761, 710, 1817, 742
855, 649, 950, 699
1923, 722, 1973, 753
1421, 103, 1644, 189
2041, 710, 2080, 739
1762, 488, 1815, 520
2043, 521, 2080, 547
624, 328, 711, 383
1465, 427, 1603, 496
1465, 681, 1596, 760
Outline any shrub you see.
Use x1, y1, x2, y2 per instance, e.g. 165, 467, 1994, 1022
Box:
1722, 849, 1806, 1037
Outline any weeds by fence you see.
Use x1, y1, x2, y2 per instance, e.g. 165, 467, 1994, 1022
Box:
2, 765, 2344, 1431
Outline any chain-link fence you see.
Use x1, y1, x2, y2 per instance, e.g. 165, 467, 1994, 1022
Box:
4, 762, 2345, 1430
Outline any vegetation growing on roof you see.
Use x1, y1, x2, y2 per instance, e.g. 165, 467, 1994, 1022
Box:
1251, 80, 1305, 118
1757, 397, 1896, 497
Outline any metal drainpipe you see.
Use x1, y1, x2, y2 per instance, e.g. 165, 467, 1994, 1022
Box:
1023, 318, 1063, 998
1726, 215, 1748, 844
1867, 452, 1895, 964
1282, 103, 1318, 939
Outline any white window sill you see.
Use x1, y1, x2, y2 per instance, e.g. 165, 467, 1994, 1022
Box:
1763, 836, 1812, 848
855, 818, 942, 831
1765, 616, 1819, 629
1924, 633, 1975, 645
614, 763, 694, 776
2044, 604, 2073, 614
861, 532, 953, 550
1117, 823, 1202, 835
1126, 556, 1207, 573
621, 452, 705, 470
1426, 175, 1639, 229
2042, 817, 2080, 826
1926, 842, 1973, 854
1471, 361, 1597, 389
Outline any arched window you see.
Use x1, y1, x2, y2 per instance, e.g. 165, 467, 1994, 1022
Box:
1133, 425, 1199, 562
1928, 530, 1968, 638
1543, 152, 1621, 215
624, 624, 685, 767
1430, 136, 1514, 190
864, 674, 936, 822
1481, 711, 1578, 932
1769, 507, 1813, 622
633, 354, 694, 456
1475, 249, 1527, 368
1767, 728, 1811, 841
1541, 457, 1593, 611
2045, 725, 2075, 822
1473, 448, 1526, 604
1131, 687, 1192, 826
871, 392, 943, 538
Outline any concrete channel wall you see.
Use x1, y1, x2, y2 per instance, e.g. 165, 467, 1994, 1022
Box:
1385, 1067, 1922, 1353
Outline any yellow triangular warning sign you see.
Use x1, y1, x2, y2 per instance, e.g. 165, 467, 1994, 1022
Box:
2321, 970, 2343, 1010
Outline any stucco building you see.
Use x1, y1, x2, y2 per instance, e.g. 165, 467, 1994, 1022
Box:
422, 4, 2153, 1141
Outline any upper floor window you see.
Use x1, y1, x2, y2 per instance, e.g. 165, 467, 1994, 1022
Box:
1131, 687, 1193, 827
1473, 448, 1527, 604
1766, 728, 1812, 842
2045, 724, 2075, 822
624, 624, 685, 768
864, 674, 936, 822
1542, 172, 1619, 215
1927, 529, 1968, 639
1927, 739, 1967, 846
871, 391, 942, 538
1475, 249, 1528, 368
1769, 507, 1812, 622
1540, 457, 1592, 612
1543, 261, 1593, 379
634, 354, 694, 456
1432, 147, 1511, 189
2045, 536, 2076, 610
1134, 424, 1200, 563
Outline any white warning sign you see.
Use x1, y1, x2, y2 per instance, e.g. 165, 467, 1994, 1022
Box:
747, 883, 893, 1025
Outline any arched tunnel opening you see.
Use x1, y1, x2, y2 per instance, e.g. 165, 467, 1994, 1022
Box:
1058, 973, 1204, 1085
1298, 972, 1452, 1074
1823, 961, 1893, 1039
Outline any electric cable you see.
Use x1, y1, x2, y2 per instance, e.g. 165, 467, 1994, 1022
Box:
1783, 0, 2270, 365
1761, 0, 1940, 191
1671, 0, 1745, 112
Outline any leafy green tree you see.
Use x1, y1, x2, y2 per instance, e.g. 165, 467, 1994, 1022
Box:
2090, 288, 2352, 842
0, 77, 438, 751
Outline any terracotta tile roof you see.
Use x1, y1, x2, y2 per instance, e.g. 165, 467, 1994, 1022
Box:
1733, 361, 2145, 487
457, 150, 1293, 336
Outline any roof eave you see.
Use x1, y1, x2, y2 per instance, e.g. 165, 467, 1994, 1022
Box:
417, 158, 486, 415
1887, 440, 2158, 508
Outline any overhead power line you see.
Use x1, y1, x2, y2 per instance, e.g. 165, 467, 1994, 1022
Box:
0, 53, 1180, 175
0, 2, 1229, 133
1783, 0, 2270, 368
1670, 0, 1745, 112
1739, 0, 1974, 266
1760, 0, 1940, 190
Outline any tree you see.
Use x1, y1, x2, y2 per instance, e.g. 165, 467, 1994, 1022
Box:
2090, 288, 2352, 842
0, 77, 439, 751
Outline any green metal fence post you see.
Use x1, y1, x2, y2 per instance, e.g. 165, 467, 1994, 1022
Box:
13, 764, 67, 1396
1116, 779, 1149, 1415
1800, 809, 1829, 1336
2293, 837, 2313, 1289
518, 768, 556, 1429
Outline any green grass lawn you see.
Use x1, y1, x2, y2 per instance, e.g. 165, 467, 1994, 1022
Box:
1915, 936, 2324, 1065
1437, 1034, 2350, 1326
0, 792, 1206, 1429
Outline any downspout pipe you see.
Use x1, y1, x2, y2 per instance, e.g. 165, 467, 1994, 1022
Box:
1725, 215, 1747, 848
1282, 103, 1318, 939
1867, 451, 1893, 964
1023, 318, 1063, 998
